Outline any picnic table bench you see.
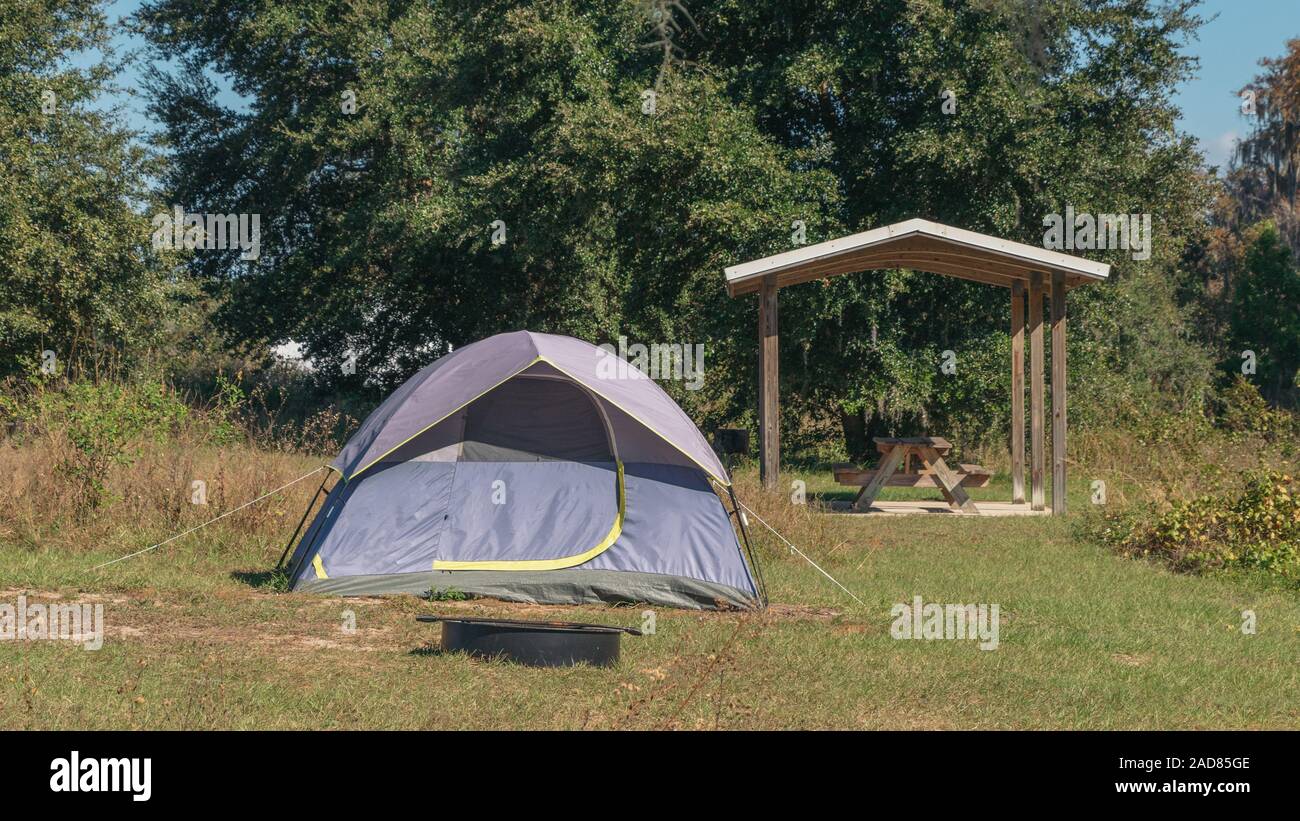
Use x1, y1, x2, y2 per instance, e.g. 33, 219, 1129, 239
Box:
833, 436, 989, 514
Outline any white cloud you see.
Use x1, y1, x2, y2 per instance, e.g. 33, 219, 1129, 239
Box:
1201, 130, 1240, 170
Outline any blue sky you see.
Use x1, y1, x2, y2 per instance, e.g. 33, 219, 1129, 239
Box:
90, 0, 1298, 171
1174, 0, 1300, 169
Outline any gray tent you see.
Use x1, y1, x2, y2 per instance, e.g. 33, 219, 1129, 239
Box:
286, 331, 763, 610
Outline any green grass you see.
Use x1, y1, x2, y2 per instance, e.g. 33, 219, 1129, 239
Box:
1, 466, 1298, 729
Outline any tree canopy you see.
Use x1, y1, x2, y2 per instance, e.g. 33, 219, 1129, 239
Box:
0, 0, 1261, 454
0, 0, 171, 377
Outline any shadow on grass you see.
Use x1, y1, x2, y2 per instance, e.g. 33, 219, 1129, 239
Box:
814, 489, 859, 503
230, 569, 290, 592
408, 645, 448, 658
410, 645, 499, 663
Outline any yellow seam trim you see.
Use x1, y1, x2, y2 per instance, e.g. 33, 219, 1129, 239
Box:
312, 554, 328, 579
535, 356, 730, 486
347, 356, 544, 482
433, 462, 625, 571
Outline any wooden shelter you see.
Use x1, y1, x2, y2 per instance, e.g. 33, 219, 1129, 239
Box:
724, 218, 1110, 514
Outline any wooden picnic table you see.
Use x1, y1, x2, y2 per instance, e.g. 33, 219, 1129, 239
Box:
837, 436, 983, 514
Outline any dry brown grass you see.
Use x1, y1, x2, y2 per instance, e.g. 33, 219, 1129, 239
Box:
0, 425, 323, 561
940, 421, 1297, 512
1070, 426, 1298, 509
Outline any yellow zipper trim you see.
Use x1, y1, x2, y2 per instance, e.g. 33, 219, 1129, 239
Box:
433, 462, 625, 571
312, 554, 329, 579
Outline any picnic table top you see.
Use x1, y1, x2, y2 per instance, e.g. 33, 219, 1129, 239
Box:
872, 436, 952, 451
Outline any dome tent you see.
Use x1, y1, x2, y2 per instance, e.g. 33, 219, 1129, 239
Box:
285, 331, 764, 610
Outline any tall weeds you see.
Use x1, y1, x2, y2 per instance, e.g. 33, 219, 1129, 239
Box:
0, 373, 350, 559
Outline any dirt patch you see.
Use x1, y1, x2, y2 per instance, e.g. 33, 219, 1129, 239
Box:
103, 620, 409, 657
765, 603, 843, 622
6, 583, 811, 664
0, 588, 131, 605
832, 622, 871, 635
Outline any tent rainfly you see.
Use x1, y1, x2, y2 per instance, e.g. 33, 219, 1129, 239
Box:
724, 218, 1111, 514
285, 331, 764, 610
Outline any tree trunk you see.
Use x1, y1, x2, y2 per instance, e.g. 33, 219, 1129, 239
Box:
840, 406, 868, 462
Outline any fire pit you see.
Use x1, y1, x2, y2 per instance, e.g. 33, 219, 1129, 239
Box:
416, 615, 642, 667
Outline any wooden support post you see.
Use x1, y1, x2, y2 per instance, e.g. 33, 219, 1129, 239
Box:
1051, 272, 1068, 514
1010, 280, 1025, 504
1028, 271, 1045, 511
758, 277, 780, 490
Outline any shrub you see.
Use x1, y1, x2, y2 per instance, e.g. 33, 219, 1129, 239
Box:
11, 378, 190, 511
208, 374, 247, 446
1217, 375, 1297, 446
1102, 470, 1300, 584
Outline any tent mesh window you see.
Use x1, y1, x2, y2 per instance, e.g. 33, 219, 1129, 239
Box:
459, 376, 614, 463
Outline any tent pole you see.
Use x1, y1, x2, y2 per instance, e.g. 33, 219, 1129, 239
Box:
276, 472, 330, 570
726, 484, 768, 608
285, 477, 337, 582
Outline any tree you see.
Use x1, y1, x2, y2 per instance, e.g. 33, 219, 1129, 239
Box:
689, 0, 1213, 449
1205, 38, 1300, 406
1233, 36, 1300, 251
139, 0, 1213, 455
0, 0, 172, 378
137, 0, 831, 397
1229, 222, 1300, 405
